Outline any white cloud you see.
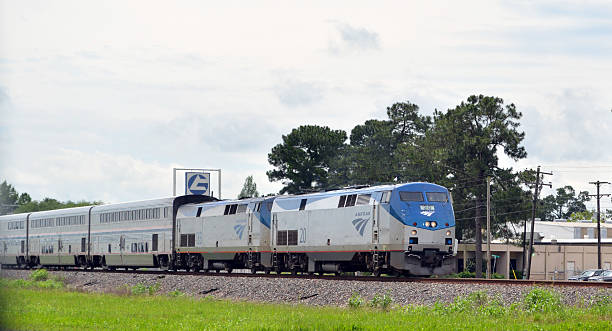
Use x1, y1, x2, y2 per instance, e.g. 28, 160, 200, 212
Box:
328, 23, 380, 55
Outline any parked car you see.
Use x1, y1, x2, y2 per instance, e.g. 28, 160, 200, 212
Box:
568, 269, 604, 281
587, 270, 612, 282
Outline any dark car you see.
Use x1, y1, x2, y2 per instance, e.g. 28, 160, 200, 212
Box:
588, 270, 612, 282
568, 269, 604, 281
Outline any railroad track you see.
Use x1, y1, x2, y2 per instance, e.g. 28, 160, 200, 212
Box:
11, 267, 609, 288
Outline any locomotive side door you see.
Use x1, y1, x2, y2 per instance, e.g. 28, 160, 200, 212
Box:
372, 200, 380, 244
272, 213, 278, 246
372, 191, 391, 245
247, 204, 255, 246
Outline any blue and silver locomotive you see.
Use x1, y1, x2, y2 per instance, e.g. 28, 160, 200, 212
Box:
175, 182, 457, 276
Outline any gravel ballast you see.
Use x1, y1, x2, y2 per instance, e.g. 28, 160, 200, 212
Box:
2, 269, 610, 307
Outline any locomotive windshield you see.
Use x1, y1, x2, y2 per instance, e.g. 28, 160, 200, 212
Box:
399, 191, 424, 202
426, 192, 448, 202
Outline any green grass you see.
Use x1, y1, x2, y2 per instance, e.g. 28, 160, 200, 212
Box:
0, 276, 611, 330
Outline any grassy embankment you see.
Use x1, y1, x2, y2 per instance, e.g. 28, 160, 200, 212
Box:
0, 269, 611, 330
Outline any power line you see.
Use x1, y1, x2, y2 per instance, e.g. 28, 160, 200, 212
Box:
454, 201, 528, 214
455, 209, 532, 221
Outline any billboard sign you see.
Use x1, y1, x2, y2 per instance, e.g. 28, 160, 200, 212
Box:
185, 172, 210, 195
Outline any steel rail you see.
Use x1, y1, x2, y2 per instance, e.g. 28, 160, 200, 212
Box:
8, 267, 611, 288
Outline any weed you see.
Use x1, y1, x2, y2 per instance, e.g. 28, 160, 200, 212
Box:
590, 294, 612, 315
369, 292, 393, 311
348, 292, 363, 309
131, 283, 161, 296
37, 279, 64, 290
467, 290, 489, 307
30, 269, 49, 281
380, 292, 393, 311
1, 276, 63, 289
522, 287, 562, 313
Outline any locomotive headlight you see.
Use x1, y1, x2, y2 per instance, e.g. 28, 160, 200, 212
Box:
446, 230, 452, 236
431, 221, 437, 227
425, 221, 431, 227
411, 230, 417, 235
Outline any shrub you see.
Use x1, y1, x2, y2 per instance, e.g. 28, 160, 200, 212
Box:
523, 288, 562, 313
456, 271, 475, 278
131, 283, 161, 296
30, 269, 49, 281
369, 292, 393, 311
348, 292, 363, 309
380, 292, 393, 311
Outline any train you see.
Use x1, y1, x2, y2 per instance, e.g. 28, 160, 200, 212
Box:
0, 182, 457, 276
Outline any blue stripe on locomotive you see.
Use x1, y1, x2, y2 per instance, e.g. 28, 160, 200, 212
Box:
387, 182, 455, 230
256, 196, 275, 228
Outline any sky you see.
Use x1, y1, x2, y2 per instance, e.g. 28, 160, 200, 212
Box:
1, 0, 611, 211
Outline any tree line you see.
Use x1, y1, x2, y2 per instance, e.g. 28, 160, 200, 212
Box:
0, 180, 101, 215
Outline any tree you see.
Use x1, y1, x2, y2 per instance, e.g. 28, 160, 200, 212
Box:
538, 186, 590, 221
329, 119, 395, 186
0, 180, 19, 215
267, 125, 347, 194
17, 192, 32, 205
430, 95, 527, 278
238, 175, 260, 199
569, 210, 594, 222
1, 179, 102, 214
14, 198, 102, 213
328, 101, 433, 186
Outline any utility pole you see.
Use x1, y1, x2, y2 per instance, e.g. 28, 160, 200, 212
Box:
525, 166, 552, 280
486, 177, 491, 279
589, 181, 610, 269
